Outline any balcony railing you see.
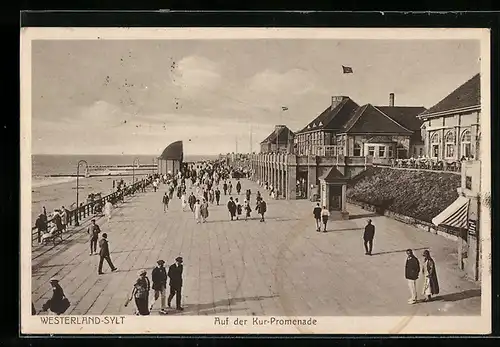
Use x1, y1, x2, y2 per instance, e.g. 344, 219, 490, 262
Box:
295, 145, 343, 156
374, 158, 463, 174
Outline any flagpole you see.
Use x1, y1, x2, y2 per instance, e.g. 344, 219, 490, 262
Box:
249, 122, 253, 154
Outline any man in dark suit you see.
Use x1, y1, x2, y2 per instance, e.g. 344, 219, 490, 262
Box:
98, 233, 117, 275
257, 199, 267, 222
405, 249, 420, 304
363, 219, 375, 255
227, 197, 237, 221
313, 203, 322, 232
87, 219, 101, 256
150, 259, 168, 314
167, 256, 184, 310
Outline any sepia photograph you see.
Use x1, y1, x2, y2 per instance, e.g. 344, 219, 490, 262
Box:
20, 27, 491, 334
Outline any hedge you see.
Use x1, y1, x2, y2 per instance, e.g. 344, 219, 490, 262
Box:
347, 167, 461, 223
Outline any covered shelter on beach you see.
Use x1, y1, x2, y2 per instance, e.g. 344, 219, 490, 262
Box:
157, 140, 183, 176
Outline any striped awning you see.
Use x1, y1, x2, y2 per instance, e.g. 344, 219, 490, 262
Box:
432, 196, 469, 229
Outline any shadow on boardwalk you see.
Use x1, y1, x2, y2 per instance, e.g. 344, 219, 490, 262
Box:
370, 247, 428, 256
435, 289, 481, 302
349, 212, 379, 220
204, 217, 302, 224
181, 295, 279, 314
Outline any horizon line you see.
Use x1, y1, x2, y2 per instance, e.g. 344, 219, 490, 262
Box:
31, 153, 231, 156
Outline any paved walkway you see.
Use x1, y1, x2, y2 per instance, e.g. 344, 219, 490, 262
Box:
31, 179, 481, 316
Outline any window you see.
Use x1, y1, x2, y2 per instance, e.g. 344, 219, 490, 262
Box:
368, 146, 375, 156
378, 146, 386, 157
388, 146, 393, 158
429, 119, 432, 126
353, 143, 361, 156
419, 148, 424, 156
445, 131, 455, 158
461, 130, 472, 159
466, 176, 472, 190
413, 147, 417, 155
431, 133, 440, 158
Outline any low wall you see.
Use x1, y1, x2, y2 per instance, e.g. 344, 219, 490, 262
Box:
347, 198, 459, 242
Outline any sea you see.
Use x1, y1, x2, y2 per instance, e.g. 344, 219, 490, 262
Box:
30, 154, 220, 225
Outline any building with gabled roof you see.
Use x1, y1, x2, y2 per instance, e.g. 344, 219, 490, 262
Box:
417, 73, 480, 161
259, 125, 295, 153
294, 94, 426, 160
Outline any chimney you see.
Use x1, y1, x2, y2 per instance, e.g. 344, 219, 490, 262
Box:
389, 93, 395, 107
331, 96, 343, 110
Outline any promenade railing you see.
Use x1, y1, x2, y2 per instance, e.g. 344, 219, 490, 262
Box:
31, 179, 151, 246
374, 158, 462, 174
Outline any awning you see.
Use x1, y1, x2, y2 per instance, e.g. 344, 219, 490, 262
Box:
432, 196, 469, 228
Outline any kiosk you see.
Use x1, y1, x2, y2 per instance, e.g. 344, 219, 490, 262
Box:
318, 167, 349, 220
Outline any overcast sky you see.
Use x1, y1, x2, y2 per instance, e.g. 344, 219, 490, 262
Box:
31, 39, 480, 155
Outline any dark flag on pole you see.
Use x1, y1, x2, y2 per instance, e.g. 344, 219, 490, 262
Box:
342, 65, 353, 74
281, 106, 288, 111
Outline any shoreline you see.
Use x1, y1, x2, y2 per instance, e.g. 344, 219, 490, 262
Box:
30, 174, 149, 226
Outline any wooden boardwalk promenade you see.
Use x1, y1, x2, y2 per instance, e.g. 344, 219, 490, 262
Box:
31, 179, 481, 316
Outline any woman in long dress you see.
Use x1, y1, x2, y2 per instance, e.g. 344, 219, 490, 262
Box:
104, 201, 113, 222
125, 270, 150, 315
244, 199, 252, 221
208, 189, 214, 204
422, 250, 439, 301
194, 199, 202, 224
181, 193, 188, 212
235, 198, 242, 220
200, 199, 209, 223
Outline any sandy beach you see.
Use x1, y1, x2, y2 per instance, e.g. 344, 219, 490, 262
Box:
30, 174, 150, 226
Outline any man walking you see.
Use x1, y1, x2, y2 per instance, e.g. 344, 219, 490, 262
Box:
150, 260, 168, 314
405, 249, 420, 304
223, 181, 228, 195
162, 192, 170, 212
215, 187, 221, 205
363, 219, 375, 255
167, 256, 184, 311
236, 180, 241, 195
188, 192, 196, 212
257, 199, 267, 222
313, 203, 322, 232
227, 197, 237, 221
98, 233, 117, 275
87, 219, 101, 255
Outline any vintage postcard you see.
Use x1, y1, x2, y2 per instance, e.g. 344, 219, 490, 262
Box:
20, 27, 491, 334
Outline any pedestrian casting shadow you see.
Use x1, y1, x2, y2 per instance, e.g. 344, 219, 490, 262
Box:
434, 289, 481, 302
370, 247, 428, 256
264, 217, 302, 222
348, 213, 379, 220
204, 218, 299, 224
111, 249, 154, 254
322, 227, 364, 233
181, 295, 279, 314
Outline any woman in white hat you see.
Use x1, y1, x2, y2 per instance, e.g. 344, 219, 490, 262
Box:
126, 270, 150, 315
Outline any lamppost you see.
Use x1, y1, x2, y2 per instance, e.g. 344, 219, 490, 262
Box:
75, 159, 89, 227
132, 157, 140, 188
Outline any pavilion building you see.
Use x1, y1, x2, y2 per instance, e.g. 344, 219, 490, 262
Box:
157, 140, 183, 176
